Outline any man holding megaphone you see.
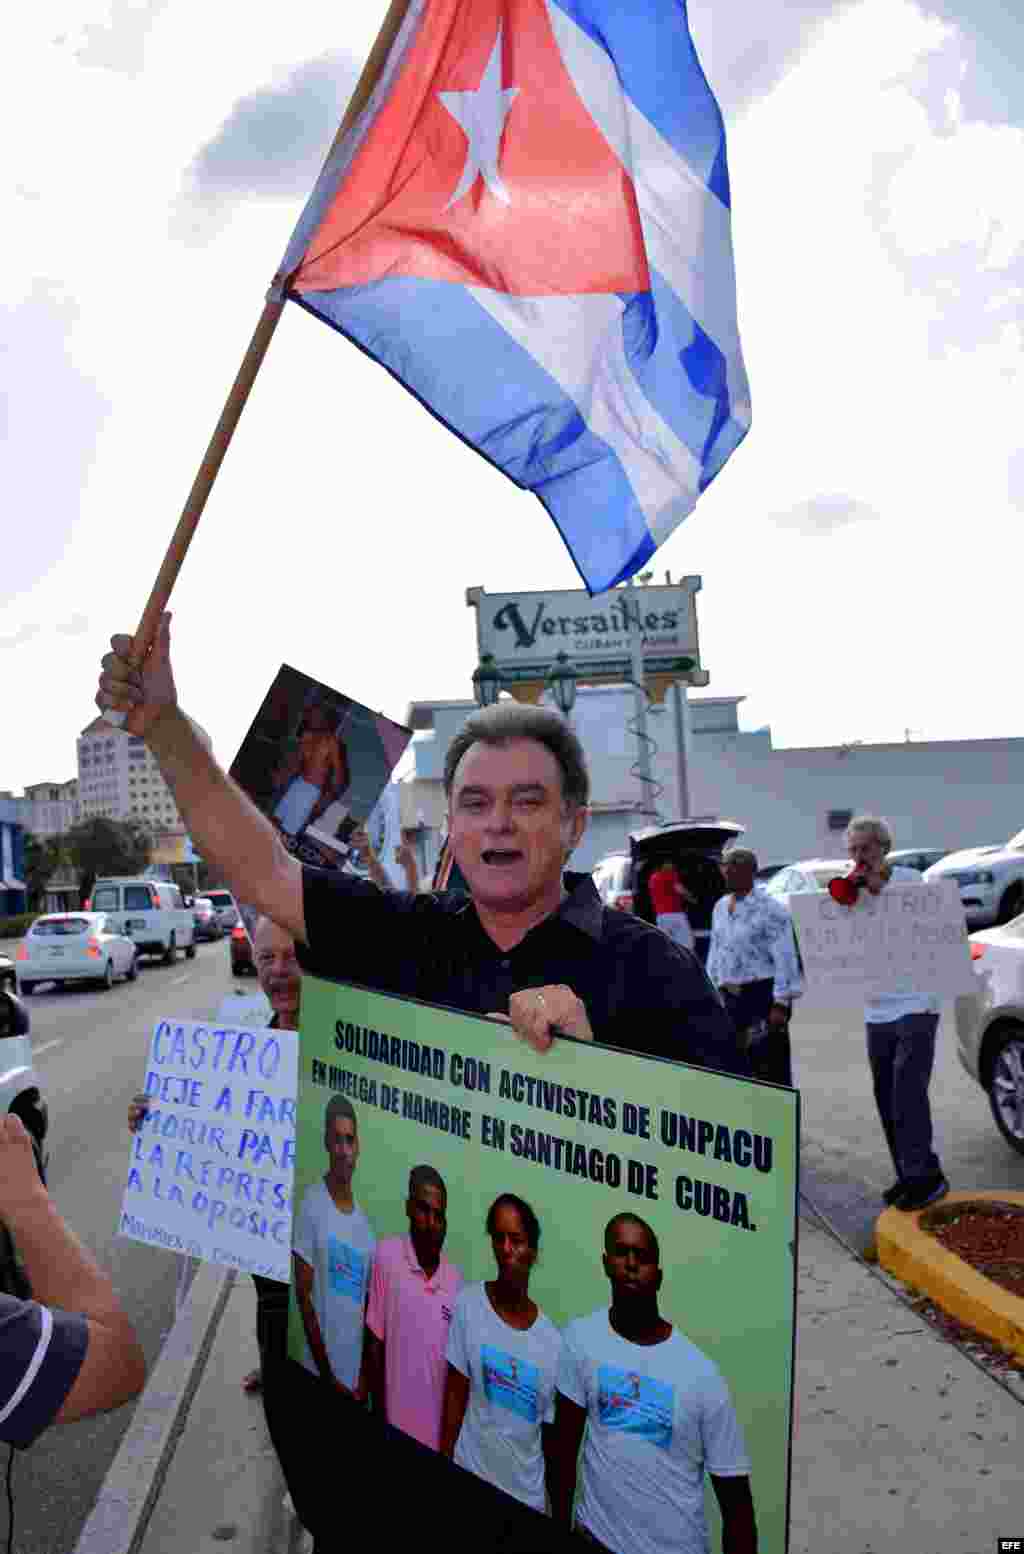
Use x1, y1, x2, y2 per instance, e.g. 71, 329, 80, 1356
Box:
832, 816, 950, 1213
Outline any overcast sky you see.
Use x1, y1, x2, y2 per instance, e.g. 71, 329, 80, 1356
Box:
5, 0, 1022, 789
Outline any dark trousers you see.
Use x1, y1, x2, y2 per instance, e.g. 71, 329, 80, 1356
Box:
866, 1012, 942, 1182
282, 1359, 572, 1552
279, 1361, 375, 1552
720, 978, 793, 1087
252, 1277, 326, 1535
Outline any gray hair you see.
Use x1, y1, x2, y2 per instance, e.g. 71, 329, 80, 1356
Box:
846, 815, 892, 852
723, 847, 758, 871
443, 701, 589, 809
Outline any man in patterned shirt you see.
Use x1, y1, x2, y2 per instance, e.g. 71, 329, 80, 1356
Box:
706, 849, 803, 1086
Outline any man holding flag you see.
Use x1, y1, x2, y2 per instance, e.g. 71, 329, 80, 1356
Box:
97, 0, 753, 1536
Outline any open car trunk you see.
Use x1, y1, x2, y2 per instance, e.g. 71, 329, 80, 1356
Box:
629, 820, 746, 948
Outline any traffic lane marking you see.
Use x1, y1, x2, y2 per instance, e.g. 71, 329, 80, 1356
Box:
33, 1039, 64, 1057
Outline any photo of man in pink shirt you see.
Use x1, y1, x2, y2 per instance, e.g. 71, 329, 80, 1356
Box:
365, 1165, 464, 1449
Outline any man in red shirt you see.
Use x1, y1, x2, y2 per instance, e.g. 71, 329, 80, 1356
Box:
648, 857, 696, 952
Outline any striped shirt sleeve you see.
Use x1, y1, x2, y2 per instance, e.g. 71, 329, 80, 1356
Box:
0, 1295, 88, 1448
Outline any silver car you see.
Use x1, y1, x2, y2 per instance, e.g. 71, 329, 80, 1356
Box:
955, 912, 1024, 1155
16, 912, 139, 994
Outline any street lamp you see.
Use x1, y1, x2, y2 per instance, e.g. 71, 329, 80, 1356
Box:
472, 653, 502, 708
546, 652, 577, 717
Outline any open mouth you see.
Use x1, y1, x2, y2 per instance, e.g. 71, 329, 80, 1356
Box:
482, 850, 524, 867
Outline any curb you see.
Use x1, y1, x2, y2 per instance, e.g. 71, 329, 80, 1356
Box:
73, 1263, 235, 1554
876, 1189, 1024, 1361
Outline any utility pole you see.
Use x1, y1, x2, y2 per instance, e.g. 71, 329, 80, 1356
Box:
625, 576, 657, 818
664, 570, 691, 819
672, 679, 691, 819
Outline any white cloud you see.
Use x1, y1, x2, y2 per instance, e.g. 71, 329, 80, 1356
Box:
4, 0, 1022, 788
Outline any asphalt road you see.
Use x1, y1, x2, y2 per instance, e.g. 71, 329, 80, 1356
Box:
793, 999, 1024, 1199
6, 938, 245, 1554
6, 948, 1023, 1554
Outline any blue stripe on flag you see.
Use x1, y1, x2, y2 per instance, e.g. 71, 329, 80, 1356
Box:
548, 0, 730, 204
290, 280, 656, 593
619, 274, 749, 493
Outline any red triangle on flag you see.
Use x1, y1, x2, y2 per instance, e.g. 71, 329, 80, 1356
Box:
294, 0, 650, 298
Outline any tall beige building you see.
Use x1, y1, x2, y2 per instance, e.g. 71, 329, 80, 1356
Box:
76, 717, 212, 835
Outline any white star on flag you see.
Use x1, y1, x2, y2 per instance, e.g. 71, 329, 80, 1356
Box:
439, 27, 519, 209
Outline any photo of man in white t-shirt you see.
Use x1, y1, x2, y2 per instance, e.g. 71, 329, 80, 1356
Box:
549, 1213, 757, 1554
293, 1095, 375, 1396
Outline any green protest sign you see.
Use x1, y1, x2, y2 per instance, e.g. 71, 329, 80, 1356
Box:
291, 978, 797, 1552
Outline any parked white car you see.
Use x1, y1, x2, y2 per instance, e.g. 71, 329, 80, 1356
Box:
954, 912, 1024, 1155
87, 877, 196, 964
924, 829, 1024, 928
591, 853, 634, 912
0, 990, 48, 1167
762, 859, 849, 900
16, 912, 139, 993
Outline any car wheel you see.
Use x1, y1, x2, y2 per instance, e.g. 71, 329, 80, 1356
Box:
986, 1023, 1024, 1156
101, 959, 114, 991
126, 953, 138, 982
997, 883, 1024, 926
163, 934, 177, 966
19, 982, 34, 996
185, 940, 197, 960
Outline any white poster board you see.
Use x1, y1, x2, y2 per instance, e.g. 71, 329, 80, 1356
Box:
788, 879, 976, 1006
119, 1018, 297, 1280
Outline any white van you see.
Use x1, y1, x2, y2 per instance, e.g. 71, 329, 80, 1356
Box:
87, 878, 196, 964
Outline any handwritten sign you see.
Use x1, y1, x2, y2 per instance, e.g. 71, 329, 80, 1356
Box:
788, 879, 976, 1004
118, 1018, 298, 1280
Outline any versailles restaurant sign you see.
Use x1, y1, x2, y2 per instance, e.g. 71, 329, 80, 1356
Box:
466, 581, 703, 684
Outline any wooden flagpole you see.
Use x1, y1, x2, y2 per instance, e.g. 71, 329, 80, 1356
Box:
124, 0, 415, 671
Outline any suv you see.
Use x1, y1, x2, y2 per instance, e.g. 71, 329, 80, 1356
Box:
925, 828, 1024, 928
628, 818, 745, 964
87, 878, 196, 964
202, 889, 240, 933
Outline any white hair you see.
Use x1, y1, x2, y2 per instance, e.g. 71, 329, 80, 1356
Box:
845, 815, 892, 852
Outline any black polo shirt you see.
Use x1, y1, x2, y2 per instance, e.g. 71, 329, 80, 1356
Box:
296, 869, 748, 1078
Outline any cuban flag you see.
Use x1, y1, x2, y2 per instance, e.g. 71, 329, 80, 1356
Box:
276, 0, 751, 594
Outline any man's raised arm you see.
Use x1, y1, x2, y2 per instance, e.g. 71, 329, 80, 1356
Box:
96, 612, 305, 943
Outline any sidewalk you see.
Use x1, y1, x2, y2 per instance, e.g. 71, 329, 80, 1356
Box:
77, 1205, 1023, 1554
791, 1213, 1021, 1552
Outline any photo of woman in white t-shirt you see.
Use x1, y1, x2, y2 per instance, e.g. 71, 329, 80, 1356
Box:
440, 1194, 563, 1514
